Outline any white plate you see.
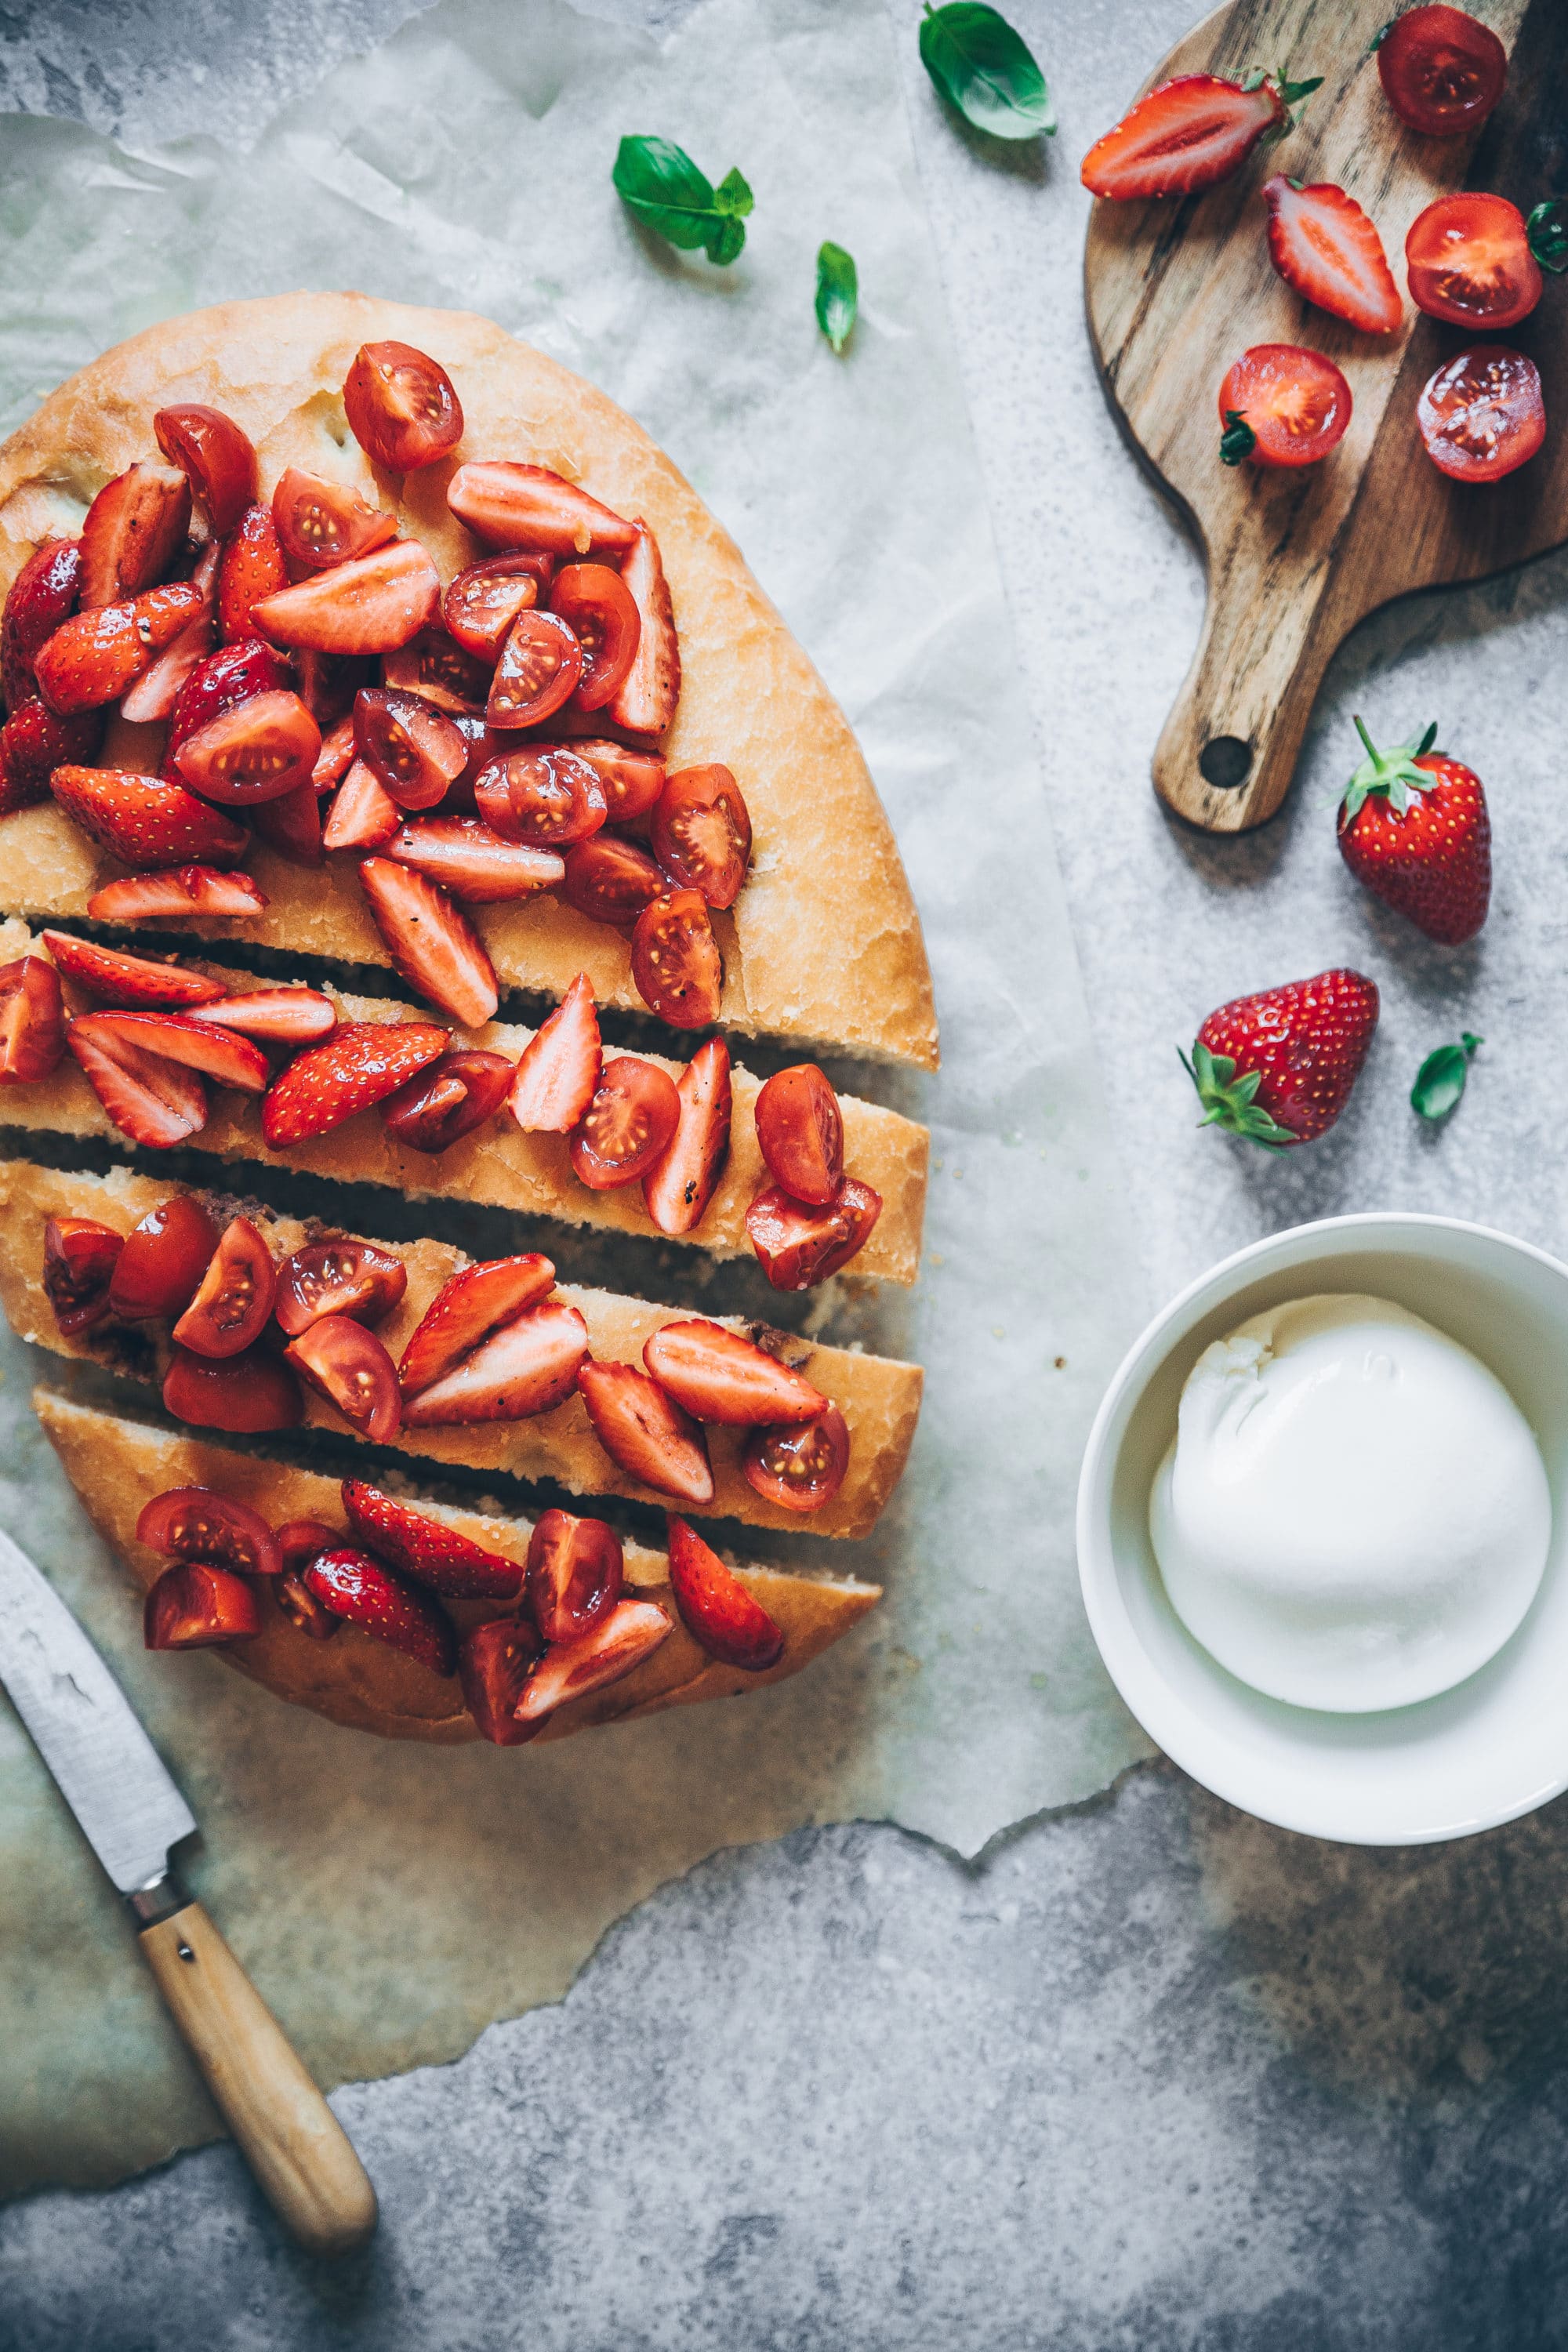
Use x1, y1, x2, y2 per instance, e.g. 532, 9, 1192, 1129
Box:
1076, 1214, 1568, 1845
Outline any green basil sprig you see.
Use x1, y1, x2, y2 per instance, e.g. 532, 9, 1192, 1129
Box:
918, 3, 1054, 141
613, 136, 753, 265
1411, 1033, 1483, 1123
1526, 198, 1568, 275
815, 243, 858, 354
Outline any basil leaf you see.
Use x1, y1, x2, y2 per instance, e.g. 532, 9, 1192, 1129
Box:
1527, 198, 1568, 275
1411, 1033, 1482, 1122
613, 136, 752, 265
815, 242, 858, 354
918, 3, 1054, 141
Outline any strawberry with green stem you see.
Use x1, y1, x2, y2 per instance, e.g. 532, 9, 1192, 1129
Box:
1181, 968, 1379, 1149
1337, 717, 1491, 946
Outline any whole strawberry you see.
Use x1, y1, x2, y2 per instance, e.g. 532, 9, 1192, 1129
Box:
1181, 968, 1379, 1148
1337, 717, 1490, 945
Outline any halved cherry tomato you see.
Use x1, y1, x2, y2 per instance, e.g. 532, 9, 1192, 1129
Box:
343, 339, 464, 473
276, 1568, 342, 1640
379, 1047, 514, 1152
270, 467, 396, 571
549, 563, 641, 712
162, 1342, 303, 1432
560, 833, 664, 932
753, 1065, 844, 1207
568, 739, 666, 824
42, 1215, 122, 1335
354, 685, 468, 809
136, 1485, 281, 1577
381, 627, 491, 715
487, 609, 583, 728
155, 404, 257, 535
650, 764, 751, 909
285, 1315, 402, 1442
250, 778, 323, 867
742, 1405, 851, 1514
78, 464, 192, 609
569, 1057, 681, 1189
217, 505, 288, 644
144, 1562, 260, 1650
107, 1193, 220, 1320
174, 688, 321, 805
1377, 4, 1505, 136
0, 956, 65, 1083
1417, 344, 1544, 482
164, 637, 291, 776
474, 744, 608, 849
1406, 194, 1541, 329
172, 1214, 277, 1358
458, 1617, 540, 1744
274, 1519, 339, 1573
442, 554, 551, 662
294, 648, 373, 728
1217, 345, 1352, 468
274, 1237, 408, 1337
631, 890, 724, 1028
526, 1508, 623, 1645
746, 1178, 882, 1290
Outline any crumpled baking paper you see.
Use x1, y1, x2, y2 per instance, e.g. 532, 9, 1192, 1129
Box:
0, 0, 1148, 2192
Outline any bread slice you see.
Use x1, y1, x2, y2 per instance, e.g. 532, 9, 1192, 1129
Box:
0, 292, 938, 1072
0, 920, 928, 1287
0, 1160, 920, 1539
34, 1389, 880, 1746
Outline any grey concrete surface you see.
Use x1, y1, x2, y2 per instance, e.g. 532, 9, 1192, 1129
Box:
4, 0, 1568, 2343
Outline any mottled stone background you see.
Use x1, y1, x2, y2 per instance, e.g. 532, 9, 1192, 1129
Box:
2, 0, 1567, 2343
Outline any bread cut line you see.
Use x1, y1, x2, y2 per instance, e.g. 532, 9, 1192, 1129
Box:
0, 1159, 920, 1540
0, 918, 929, 1287
34, 1391, 880, 1747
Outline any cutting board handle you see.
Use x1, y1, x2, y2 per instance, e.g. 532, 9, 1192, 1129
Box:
140, 1899, 378, 2257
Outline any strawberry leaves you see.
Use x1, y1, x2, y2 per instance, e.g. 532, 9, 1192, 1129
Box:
919, 3, 1054, 141
1412, 1033, 1482, 1123
1341, 716, 1439, 823
1526, 198, 1568, 275
1179, 1040, 1297, 1150
1219, 409, 1257, 466
1242, 66, 1323, 139
613, 137, 753, 265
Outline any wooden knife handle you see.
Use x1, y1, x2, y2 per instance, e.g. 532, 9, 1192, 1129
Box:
139, 1900, 378, 2256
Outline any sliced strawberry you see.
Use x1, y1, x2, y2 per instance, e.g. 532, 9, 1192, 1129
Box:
86, 867, 267, 923
154, 405, 257, 536
43, 1214, 123, 1334
196, 986, 337, 1044
0, 696, 103, 815
82, 1008, 270, 1093
260, 1018, 449, 1147
380, 630, 491, 717
162, 1341, 303, 1433
459, 1618, 543, 1745
576, 1359, 714, 1504
313, 713, 358, 792
78, 463, 191, 608
0, 956, 64, 1083
513, 1598, 671, 1727
1264, 176, 1402, 334
525, 1508, 623, 1644
285, 1316, 402, 1442
271, 467, 397, 572
446, 463, 638, 559
216, 504, 288, 644
118, 539, 220, 724
322, 758, 401, 851
249, 540, 441, 656
507, 973, 601, 1133
385, 817, 564, 904
162, 637, 291, 779
608, 523, 679, 737
41, 930, 225, 1010
643, 1319, 826, 1427
379, 1047, 514, 1152
341, 1479, 524, 1600
49, 763, 249, 869
143, 1562, 260, 1650
746, 1178, 882, 1290
354, 684, 468, 809
358, 855, 499, 1028
343, 340, 464, 474
665, 1516, 784, 1671
66, 1014, 209, 1147
2, 538, 82, 710
396, 1253, 557, 1397
642, 1036, 732, 1237
173, 688, 321, 807
249, 779, 324, 866
400, 1298, 589, 1427
302, 1547, 456, 1676
34, 583, 203, 714
1081, 73, 1287, 201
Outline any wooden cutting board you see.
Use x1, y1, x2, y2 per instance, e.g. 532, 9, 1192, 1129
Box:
1084, 0, 1567, 832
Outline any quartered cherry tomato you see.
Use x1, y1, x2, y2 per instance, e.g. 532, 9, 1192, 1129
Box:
1377, 5, 1506, 136
381, 627, 491, 716
753, 1065, 844, 1206
742, 1405, 851, 1514
526, 1508, 624, 1645
171, 1214, 277, 1358
568, 739, 666, 824
154, 404, 257, 535
354, 685, 468, 809
1417, 345, 1545, 481
650, 764, 752, 909
274, 1519, 339, 1573
442, 554, 551, 662
270, 468, 396, 571
274, 1237, 408, 1336
1406, 194, 1541, 329
631, 890, 724, 1028
276, 1568, 343, 1639
549, 563, 641, 711
560, 832, 664, 932
746, 1178, 882, 1290
162, 1342, 303, 1432
107, 1194, 220, 1319
1218, 344, 1352, 468
284, 1315, 402, 1442
174, 688, 321, 805
136, 1484, 281, 1576
379, 1047, 514, 1152
487, 609, 583, 728
569, 1057, 682, 1189
143, 1562, 260, 1650
474, 745, 608, 848
343, 339, 464, 472
42, 1215, 122, 1335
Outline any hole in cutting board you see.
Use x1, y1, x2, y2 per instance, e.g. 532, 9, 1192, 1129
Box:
1199, 736, 1253, 790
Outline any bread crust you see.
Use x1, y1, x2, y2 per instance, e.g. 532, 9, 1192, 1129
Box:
33, 1389, 880, 1746
0, 1159, 921, 1539
0, 292, 938, 1071
0, 919, 928, 1287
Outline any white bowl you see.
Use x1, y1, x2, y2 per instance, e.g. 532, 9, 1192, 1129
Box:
1077, 1213, 1568, 1846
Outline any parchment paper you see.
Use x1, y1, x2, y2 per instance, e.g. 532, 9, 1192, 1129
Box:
0, 0, 1149, 2192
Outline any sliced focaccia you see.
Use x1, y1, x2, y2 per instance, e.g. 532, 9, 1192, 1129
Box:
0, 1159, 920, 1538
34, 1390, 880, 1747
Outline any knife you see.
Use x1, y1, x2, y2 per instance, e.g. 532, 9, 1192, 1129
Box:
0, 1524, 377, 2256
